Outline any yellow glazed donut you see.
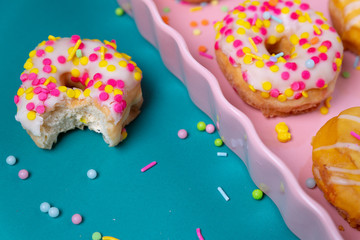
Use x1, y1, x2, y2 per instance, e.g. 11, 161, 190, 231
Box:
14, 35, 143, 149
312, 107, 360, 229
329, 0, 360, 55
214, 0, 344, 117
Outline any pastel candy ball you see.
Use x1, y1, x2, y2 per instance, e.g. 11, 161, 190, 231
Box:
197, 121, 206, 131
252, 189, 264, 200
71, 213, 83, 225
40, 202, 51, 213
206, 124, 215, 134
305, 59, 315, 69
6, 155, 16, 165
18, 169, 29, 180
214, 138, 223, 147
92, 232, 102, 240
306, 178, 317, 189
48, 207, 60, 218
177, 129, 188, 139
87, 169, 98, 179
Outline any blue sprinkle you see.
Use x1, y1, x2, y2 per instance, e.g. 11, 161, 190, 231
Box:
305, 178, 316, 189
262, 11, 271, 20
270, 56, 278, 62
354, 56, 360, 68
48, 207, 60, 218
274, 52, 284, 58
87, 169, 98, 179
6, 155, 16, 165
40, 202, 51, 213
305, 59, 315, 69
200, 2, 207, 7
270, 14, 283, 23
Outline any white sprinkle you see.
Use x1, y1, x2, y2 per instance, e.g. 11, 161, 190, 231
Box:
217, 152, 228, 157
217, 187, 230, 201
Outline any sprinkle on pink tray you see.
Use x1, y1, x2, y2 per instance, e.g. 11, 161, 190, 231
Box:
196, 228, 205, 240
351, 131, 360, 141
199, 51, 213, 60
141, 161, 157, 172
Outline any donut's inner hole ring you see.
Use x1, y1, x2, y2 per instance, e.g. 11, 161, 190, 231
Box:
59, 72, 86, 91
265, 36, 293, 56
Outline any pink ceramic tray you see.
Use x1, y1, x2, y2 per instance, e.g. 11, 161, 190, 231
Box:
117, 0, 360, 239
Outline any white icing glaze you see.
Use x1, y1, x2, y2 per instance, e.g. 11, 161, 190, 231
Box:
215, 0, 343, 100
313, 142, 360, 152
327, 166, 360, 174
330, 176, 360, 186
14, 36, 142, 136
338, 114, 360, 123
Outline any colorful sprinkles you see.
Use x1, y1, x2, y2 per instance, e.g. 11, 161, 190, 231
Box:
217, 186, 230, 201
141, 161, 157, 172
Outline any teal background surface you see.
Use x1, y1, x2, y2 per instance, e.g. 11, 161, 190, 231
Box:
0, 0, 297, 239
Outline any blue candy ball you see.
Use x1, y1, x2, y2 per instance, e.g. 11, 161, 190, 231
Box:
306, 178, 317, 189
87, 169, 97, 179
48, 207, 60, 218
263, 11, 271, 20
40, 202, 51, 213
269, 56, 278, 62
305, 59, 315, 69
6, 155, 16, 165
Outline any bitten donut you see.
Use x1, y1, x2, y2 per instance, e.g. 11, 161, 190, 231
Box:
14, 35, 143, 149
312, 107, 360, 229
214, 0, 344, 117
329, 0, 360, 55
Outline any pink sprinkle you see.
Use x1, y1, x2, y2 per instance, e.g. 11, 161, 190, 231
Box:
233, 40, 243, 48
291, 82, 300, 91
18, 169, 29, 180
329, 27, 336, 32
32, 78, 40, 86
270, 89, 280, 98
178, 129, 188, 139
34, 87, 42, 94
248, 5, 256, 11
252, 13, 258, 25
43, 65, 52, 73
45, 40, 54, 46
260, 27, 267, 35
71, 35, 80, 43
57, 56, 66, 64
351, 131, 360, 141
224, 29, 232, 36
274, 8, 281, 15
82, 72, 89, 82
36, 49, 45, 57
99, 92, 109, 101
225, 17, 234, 25
311, 56, 320, 64
315, 19, 324, 25
141, 161, 157, 172
285, 1, 294, 7
291, 63, 297, 71
307, 47, 316, 53
214, 41, 219, 50
71, 214, 83, 225
235, 5, 245, 11
281, 71, 290, 80
236, 49, 245, 57
290, 12, 299, 20
316, 79, 325, 88
114, 94, 123, 102
335, 52, 341, 58
319, 53, 328, 61
50, 89, 60, 97
14, 95, 19, 104
94, 46, 101, 51
47, 82, 56, 90
299, 81, 306, 90
39, 78, 46, 84
294, 92, 302, 99
321, 40, 332, 49
285, 62, 292, 69
78, 42, 84, 50
300, 3, 309, 10
196, 228, 205, 240
229, 57, 236, 66
93, 73, 102, 80
105, 53, 113, 60
38, 92, 48, 101
219, 26, 227, 35
199, 51, 213, 59
71, 77, 80, 82
20, 73, 28, 82
333, 62, 337, 71
266, 61, 274, 67
43, 58, 52, 65
87, 80, 94, 87
28, 73, 38, 80
117, 80, 125, 88
98, 85, 105, 91
302, 70, 310, 80
26, 102, 35, 111
36, 105, 46, 114
114, 103, 123, 113
254, 36, 263, 44
242, 72, 248, 82
206, 124, 215, 134
107, 79, 117, 87
89, 53, 98, 62
299, 38, 308, 46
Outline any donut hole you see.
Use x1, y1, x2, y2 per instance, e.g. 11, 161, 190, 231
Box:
59, 72, 86, 91
265, 36, 293, 56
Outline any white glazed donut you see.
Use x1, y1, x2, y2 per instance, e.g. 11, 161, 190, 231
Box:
14, 35, 143, 149
215, 0, 344, 117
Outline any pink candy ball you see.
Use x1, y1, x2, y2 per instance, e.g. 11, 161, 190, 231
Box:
177, 129, 188, 139
18, 169, 29, 180
206, 124, 215, 134
71, 214, 83, 225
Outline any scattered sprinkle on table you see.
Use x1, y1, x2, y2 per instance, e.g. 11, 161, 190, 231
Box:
162, 16, 169, 25
205, 124, 215, 133
190, 6, 202, 12
178, 129, 188, 139
199, 51, 213, 59
87, 169, 98, 179
40, 202, 51, 213
217, 152, 228, 157
71, 213, 83, 225
102, 237, 120, 240
252, 189, 263, 200
320, 106, 329, 115
221, 6, 228, 12
193, 29, 201, 36
92, 232, 102, 240
325, 96, 332, 108
196, 228, 205, 240
342, 71, 350, 78
217, 186, 230, 201
141, 161, 157, 172
275, 122, 291, 143
6, 155, 16, 165
18, 169, 29, 180
305, 178, 317, 189
201, 19, 209, 26
214, 138, 223, 147
163, 7, 170, 13
197, 121, 206, 131
190, 21, 198, 27
115, 7, 124, 16
198, 45, 207, 53
48, 207, 60, 218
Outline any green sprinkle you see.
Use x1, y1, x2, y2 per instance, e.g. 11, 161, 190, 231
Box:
92, 232, 102, 240
76, 49, 82, 58
197, 121, 206, 131
252, 189, 263, 200
342, 71, 350, 78
214, 138, 223, 147
163, 7, 170, 13
115, 7, 124, 16
221, 6, 228, 12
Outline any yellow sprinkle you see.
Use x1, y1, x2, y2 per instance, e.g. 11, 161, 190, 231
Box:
94, 81, 102, 89
25, 87, 33, 94
66, 89, 75, 98
48, 35, 56, 40
325, 96, 332, 108
263, 19, 271, 28
267, 35, 277, 45
261, 92, 270, 98
284, 88, 294, 97
318, 45, 328, 53
255, 60, 264, 68
251, 26, 259, 33
190, 6, 202, 12
114, 89, 123, 95
262, 54, 270, 60
304, 12, 312, 23
74, 89, 82, 98
193, 29, 201, 36
114, 52, 123, 58
290, 34, 299, 45
275, 122, 289, 133
119, 60, 127, 67
27, 111, 36, 121
83, 89, 91, 97
80, 56, 89, 65
48, 76, 56, 83
72, 57, 80, 66
243, 55, 253, 64
301, 43, 311, 49
313, 25, 321, 35
270, 65, 279, 72
17, 88, 25, 96
67, 39, 82, 61
51, 65, 57, 73
38, 41, 46, 47
43, 78, 51, 86
71, 68, 81, 77
262, 81, 272, 91
252, 1, 260, 6
248, 37, 258, 53
278, 56, 286, 63
281, 7, 290, 14
121, 53, 131, 60
255, 19, 263, 28
45, 46, 54, 52
85, 78, 90, 86
99, 60, 108, 67
104, 40, 117, 50
248, 84, 256, 92
246, 53, 263, 61
59, 86, 67, 92
211, 0, 218, 5
300, 32, 309, 39
302, 91, 308, 98
277, 94, 287, 102
290, 53, 298, 59
226, 35, 235, 43
134, 72, 142, 81
335, 58, 342, 67
337, 36, 341, 43
24, 61, 33, 70
276, 24, 285, 33
320, 106, 329, 115
29, 50, 36, 58
107, 65, 116, 72
238, 12, 247, 19
294, 0, 301, 4
298, 16, 306, 23
277, 132, 291, 143
105, 85, 114, 93
321, 24, 329, 30
102, 237, 120, 240
25, 92, 34, 100
100, 46, 105, 61
80, 117, 87, 124
30, 68, 39, 74
295, 9, 302, 16
214, 21, 223, 31
242, 47, 251, 54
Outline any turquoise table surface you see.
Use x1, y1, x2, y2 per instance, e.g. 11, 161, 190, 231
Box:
0, 0, 297, 239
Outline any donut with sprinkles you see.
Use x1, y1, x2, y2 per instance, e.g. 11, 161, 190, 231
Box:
214, 0, 343, 117
14, 35, 143, 149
